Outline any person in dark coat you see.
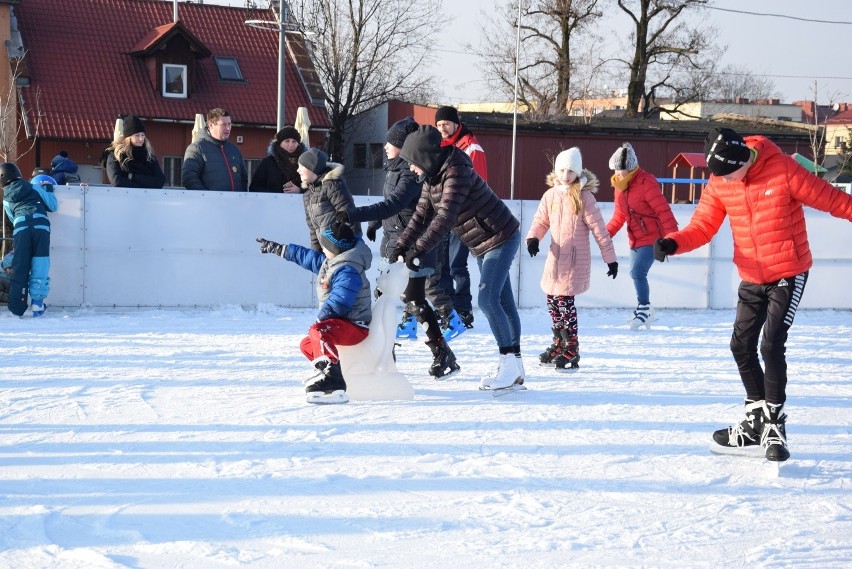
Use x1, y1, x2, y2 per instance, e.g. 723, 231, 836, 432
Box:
181, 108, 248, 191
297, 148, 363, 254
50, 151, 80, 185
338, 117, 460, 379
249, 126, 306, 193
105, 115, 166, 189
397, 125, 523, 392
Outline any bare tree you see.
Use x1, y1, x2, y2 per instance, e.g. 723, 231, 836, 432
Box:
475, 0, 604, 118
616, 0, 717, 117
701, 64, 779, 102
292, 0, 440, 160
0, 53, 41, 163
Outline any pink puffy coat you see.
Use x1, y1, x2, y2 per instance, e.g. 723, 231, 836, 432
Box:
527, 171, 617, 296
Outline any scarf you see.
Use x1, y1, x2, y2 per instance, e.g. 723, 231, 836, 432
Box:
611, 167, 639, 191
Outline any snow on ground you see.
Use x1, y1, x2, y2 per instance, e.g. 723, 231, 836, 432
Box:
1, 306, 851, 568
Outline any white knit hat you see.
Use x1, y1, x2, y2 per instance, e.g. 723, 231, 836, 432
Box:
555, 147, 583, 178
609, 142, 639, 171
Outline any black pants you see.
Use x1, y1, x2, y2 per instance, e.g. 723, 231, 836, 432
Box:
730, 272, 808, 406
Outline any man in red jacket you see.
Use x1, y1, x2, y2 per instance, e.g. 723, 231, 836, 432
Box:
431, 105, 487, 333
655, 126, 852, 462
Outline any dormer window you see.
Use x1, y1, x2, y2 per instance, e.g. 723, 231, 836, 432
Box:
215, 57, 244, 82
162, 63, 188, 98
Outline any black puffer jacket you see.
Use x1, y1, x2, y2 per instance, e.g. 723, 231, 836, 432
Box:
398, 145, 519, 257
348, 156, 420, 259
301, 163, 362, 252
249, 141, 305, 192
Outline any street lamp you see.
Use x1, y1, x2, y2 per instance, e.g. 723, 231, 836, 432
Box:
510, 0, 522, 200
245, 2, 293, 131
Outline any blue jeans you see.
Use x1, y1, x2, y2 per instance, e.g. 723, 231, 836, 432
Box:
448, 233, 472, 312
630, 245, 655, 305
475, 229, 521, 349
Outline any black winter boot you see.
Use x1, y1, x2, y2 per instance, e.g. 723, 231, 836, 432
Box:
712, 400, 766, 448
539, 327, 562, 365
426, 338, 460, 379
762, 403, 789, 462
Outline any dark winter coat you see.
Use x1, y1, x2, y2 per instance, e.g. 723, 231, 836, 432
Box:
249, 141, 306, 192
181, 131, 248, 191
397, 146, 519, 257
106, 146, 166, 189
301, 163, 363, 252
284, 240, 373, 325
348, 156, 420, 259
3, 179, 49, 221
50, 155, 80, 185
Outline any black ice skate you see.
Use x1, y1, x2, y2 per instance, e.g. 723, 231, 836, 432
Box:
426, 338, 460, 379
712, 400, 766, 448
761, 403, 789, 462
539, 327, 562, 365
305, 359, 349, 404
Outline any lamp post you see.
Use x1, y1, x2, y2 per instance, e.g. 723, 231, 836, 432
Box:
510, 0, 522, 200
246, 2, 291, 131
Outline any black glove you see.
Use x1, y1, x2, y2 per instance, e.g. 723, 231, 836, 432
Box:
654, 238, 678, 262
404, 248, 423, 271
256, 237, 285, 256
606, 262, 618, 279
527, 237, 539, 257
389, 245, 407, 264
334, 210, 349, 223
366, 225, 377, 242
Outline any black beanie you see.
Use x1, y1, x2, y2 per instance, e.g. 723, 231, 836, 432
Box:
400, 125, 449, 179
434, 106, 460, 125
122, 115, 146, 137
386, 117, 419, 149
704, 127, 751, 176
319, 220, 356, 255
275, 125, 301, 144
298, 148, 329, 175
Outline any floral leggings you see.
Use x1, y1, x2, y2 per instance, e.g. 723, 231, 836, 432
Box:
546, 294, 578, 336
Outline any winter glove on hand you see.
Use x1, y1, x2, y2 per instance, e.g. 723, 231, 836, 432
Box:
256, 237, 285, 257
526, 237, 539, 257
334, 210, 350, 224
365, 225, 377, 242
404, 248, 423, 272
654, 238, 678, 262
606, 262, 618, 279
389, 245, 407, 264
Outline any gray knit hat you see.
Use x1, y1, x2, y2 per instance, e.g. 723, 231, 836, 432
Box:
298, 148, 329, 175
609, 142, 639, 171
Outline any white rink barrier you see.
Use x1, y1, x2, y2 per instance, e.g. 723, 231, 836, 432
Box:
47, 185, 852, 309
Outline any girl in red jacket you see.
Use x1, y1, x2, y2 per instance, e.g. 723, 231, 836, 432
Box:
606, 143, 679, 329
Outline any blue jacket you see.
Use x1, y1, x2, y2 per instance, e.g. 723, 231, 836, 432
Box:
181, 131, 248, 191
283, 240, 372, 325
50, 155, 79, 185
3, 179, 48, 222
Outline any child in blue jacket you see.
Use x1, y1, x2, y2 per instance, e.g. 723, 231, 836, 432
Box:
257, 220, 372, 404
1, 163, 53, 317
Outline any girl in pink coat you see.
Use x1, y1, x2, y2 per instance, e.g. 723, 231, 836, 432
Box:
526, 148, 618, 371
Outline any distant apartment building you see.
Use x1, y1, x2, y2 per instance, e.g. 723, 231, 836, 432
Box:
660, 99, 804, 122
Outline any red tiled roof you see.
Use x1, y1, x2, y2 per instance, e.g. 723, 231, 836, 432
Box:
16, 0, 330, 141
668, 152, 707, 168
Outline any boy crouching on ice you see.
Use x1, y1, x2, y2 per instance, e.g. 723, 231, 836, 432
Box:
257, 220, 372, 404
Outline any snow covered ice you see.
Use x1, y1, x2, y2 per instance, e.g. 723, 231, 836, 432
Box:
1, 306, 851, 568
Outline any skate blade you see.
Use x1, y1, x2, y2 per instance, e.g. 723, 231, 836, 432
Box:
305, 390, 349, 405
490, 384, 528, 397
432, 366, 461, 381
709, 444, 765, 458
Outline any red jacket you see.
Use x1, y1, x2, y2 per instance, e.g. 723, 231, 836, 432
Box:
667, 136, 852, 284
607, 168, 678, 249
440, 124, 488, 182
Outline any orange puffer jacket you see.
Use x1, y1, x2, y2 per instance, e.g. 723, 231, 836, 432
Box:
667, 136, 852, 284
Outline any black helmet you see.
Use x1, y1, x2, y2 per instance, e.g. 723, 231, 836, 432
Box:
0, 162, 22, 187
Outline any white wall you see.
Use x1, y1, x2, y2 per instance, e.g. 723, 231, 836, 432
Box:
47, 186, 852, 310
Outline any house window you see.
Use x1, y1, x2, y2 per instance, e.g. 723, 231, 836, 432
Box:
215, 57, 244, 82
162, 64, 188, 98
163, 156, 183, 187
370, 143, 384, 169
354, 144, 367, 168
835, 136, 845, 149
245, 158, 261, 182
